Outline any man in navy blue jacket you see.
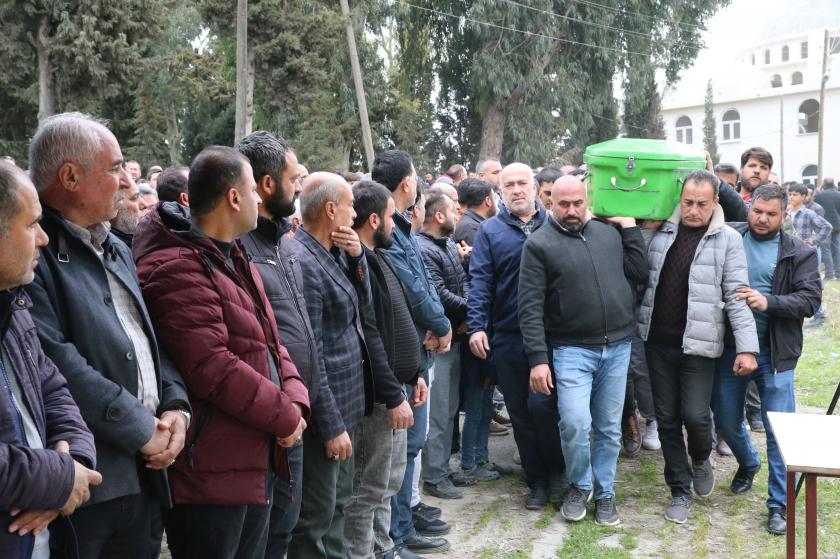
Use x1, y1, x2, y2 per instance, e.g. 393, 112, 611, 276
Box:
468, 163, 566, 511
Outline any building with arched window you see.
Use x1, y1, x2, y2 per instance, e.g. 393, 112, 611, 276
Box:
661, 19, 840, 183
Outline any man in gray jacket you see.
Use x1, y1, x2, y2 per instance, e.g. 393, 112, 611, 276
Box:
638, 170, 759, 525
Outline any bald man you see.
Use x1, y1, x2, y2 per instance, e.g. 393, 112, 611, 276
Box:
467, 163, 566, 511
519, 175, 647, 525
288, 173, 394, 559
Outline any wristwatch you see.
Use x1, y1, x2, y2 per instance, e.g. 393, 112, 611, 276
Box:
177, 409, 192, 429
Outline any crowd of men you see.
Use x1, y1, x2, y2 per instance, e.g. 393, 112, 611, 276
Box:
0, 112, 831, 559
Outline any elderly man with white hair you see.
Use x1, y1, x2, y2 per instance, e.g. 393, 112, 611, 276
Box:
467, 163, 567, 511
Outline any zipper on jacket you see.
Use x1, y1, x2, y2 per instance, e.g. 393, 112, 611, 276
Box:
580, 233, 610, 343
276, 248, 315, 354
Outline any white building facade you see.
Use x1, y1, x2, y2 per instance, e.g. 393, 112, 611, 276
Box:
661, 27, 840, 185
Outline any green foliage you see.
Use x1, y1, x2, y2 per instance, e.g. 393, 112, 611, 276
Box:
703, 79, 720, 164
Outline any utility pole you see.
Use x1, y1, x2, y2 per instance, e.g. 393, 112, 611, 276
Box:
339, 0, 375, 171
234, 0, 252, 143
779, 94, 784, 180
817, 29, 828, 187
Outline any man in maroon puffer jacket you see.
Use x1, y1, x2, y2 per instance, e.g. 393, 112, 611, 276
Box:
133, 146, 310, 559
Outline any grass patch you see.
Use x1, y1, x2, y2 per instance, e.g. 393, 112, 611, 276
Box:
557, 522, 631, 559
534, 504, 555, 529
478, 546, 533, 559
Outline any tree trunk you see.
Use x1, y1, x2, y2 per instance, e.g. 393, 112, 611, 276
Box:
339, 0, 374, 171
35, 15, 54, 122
478, 102, 506, 162
234, 0, 252, 142
165, 100, 181, 164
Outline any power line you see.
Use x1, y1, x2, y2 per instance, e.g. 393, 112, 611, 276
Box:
396, 0, 654, 58
567, 0, 710, 33
493, 0, 653, 40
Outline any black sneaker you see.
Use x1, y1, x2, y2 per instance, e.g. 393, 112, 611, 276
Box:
414, 515, 451, 537
462, 464, 500, 482
403, 534, 449, 554
412, 502, 441, 521
525, 486, 548, 510
691, 458, 715, 497
486, 461, 514, 476
747, 416, 765, 432
561, 485, 592, 522
449, 471, 478, 487
767, 507, 787, 535
394, 546, 427, 559
594, 496, 620, 526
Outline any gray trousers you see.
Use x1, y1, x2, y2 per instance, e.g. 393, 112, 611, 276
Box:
288, 428, 355, 559
344, 404, 407, 559
422, 342, 461, 484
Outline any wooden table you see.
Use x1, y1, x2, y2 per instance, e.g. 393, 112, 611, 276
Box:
767, 412, 840, 559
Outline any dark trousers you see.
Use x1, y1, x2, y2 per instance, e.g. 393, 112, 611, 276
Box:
646, 343, 715, 497
745, 381, 762, 420
622, 336, 655, 422
50, 494, 154, 559
493, 336, 565, 489
266, 443, 303, 558
163, 489, 274, 559
288, 428, 354, 559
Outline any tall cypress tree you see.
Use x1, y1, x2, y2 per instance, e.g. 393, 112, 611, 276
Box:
703, 79, 720, 164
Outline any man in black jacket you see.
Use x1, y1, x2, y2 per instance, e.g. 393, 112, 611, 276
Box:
714, 185, 821, 535
26, 113, 191, 559
814, 178, 840, 279
417, 193, 474, 499
353, 180, 431, 559
519, 175, 648, 526
235, 131, 320, 557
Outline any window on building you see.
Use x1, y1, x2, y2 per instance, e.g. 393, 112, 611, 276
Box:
801, 41, 808, 58
798, 99, 820, 133
771, 74, 782, 88
802, 164, 818, 185
751, 53, 756, 65
782, 45, 789, 61
792, 71, 804, 85
830, 36, 840, 54
765, 49, 771, 64
675, 116, 693, 144
722, 110, 741, 141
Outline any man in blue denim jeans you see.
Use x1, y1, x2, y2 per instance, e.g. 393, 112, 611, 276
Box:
714, 185, 821, 536
519, 176, 649, 526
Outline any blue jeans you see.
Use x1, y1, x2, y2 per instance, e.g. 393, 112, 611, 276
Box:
552, 340, 631, 499
713, 347, 795, 510
820, 231, 840, 277
422, 343, 461, 484
390, 382, 428, 546
266, 442, 303, 557
460, 344, 493, 469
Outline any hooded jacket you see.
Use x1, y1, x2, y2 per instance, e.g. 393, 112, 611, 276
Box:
133, 202, 310, 506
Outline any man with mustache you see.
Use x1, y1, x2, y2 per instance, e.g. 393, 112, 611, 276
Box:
468, 163, 566, 511
519, 175, 648, 525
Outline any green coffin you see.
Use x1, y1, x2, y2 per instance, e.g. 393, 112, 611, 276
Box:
583, 139, 707, 220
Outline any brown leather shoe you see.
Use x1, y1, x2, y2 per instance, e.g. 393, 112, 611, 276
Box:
489, 420, 509, 436
622, 415, 641, 456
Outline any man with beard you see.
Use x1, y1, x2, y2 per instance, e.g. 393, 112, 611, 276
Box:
468, 163, 566, 511
110, 176, 150, 248
417, 193, 476, 498
235, 131, 319, 557
713, 185, 821, 535
520, 176, 648, 525
738, 147, 773, 203
351, 180, 426, 559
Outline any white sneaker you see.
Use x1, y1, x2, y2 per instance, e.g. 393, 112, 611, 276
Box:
642, 420, 661, 451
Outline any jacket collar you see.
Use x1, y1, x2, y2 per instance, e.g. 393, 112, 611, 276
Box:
664, 204, 725, 235
417, 230, 449, 247
255, 215, 291, 245
497, 201, 546, 229
463, 209, 486, 224
728, 222, 798, 259
393, 210, 412, 236
0, 288, 30, 337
